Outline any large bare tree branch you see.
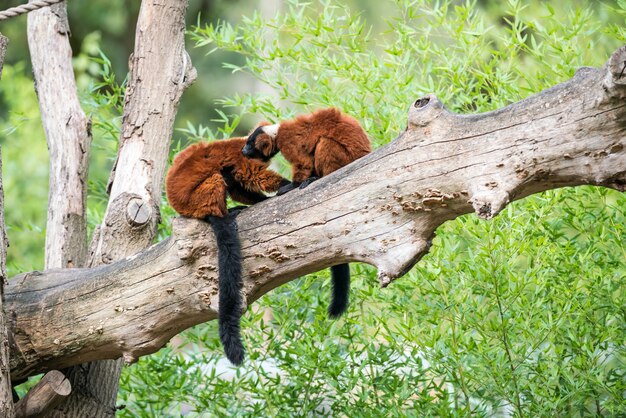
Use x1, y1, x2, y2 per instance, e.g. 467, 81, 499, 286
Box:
27, 0, 91, 270
0, 32, 15, 418
53, 1, 197, 416
6, 46, 625, 381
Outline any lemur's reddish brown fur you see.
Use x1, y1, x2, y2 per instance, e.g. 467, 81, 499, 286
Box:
244, 107, 371, 184
166, 136, 288, 366
166, 137, 287, 219
243, 108, 371, 319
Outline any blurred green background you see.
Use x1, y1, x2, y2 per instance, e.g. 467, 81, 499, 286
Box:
1, 0, 625, 416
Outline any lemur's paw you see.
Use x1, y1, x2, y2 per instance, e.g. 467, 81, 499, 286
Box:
277, 182, 297, 196
298, 176, 319, 189
228, 205, 248, 217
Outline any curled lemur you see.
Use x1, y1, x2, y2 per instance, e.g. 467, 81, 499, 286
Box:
166, 137, 289, 365
242, 107, 371, 317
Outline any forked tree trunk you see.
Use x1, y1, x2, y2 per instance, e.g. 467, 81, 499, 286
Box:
0, 33, 14, 418
5, 46, 626, 381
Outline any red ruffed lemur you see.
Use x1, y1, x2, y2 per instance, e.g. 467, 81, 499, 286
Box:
242, 107, 371, 318
166, 137, 289, 365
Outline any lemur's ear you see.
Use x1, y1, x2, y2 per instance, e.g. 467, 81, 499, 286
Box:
261, 123, 280, 139
249, 121, 280, 137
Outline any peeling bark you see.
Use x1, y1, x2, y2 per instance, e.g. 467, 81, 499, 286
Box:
0, 33, 14, 418
6, 46, 626, 381
27, 0, 91, 270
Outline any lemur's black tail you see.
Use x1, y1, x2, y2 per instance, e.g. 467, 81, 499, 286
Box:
207, 215, 245, 366
328, 264, 350, 318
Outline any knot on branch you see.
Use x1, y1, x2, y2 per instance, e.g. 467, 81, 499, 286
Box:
407, 94, 445, 128
469, 190, 510, 220
105, 193, 158, 230
93, 193, 160, 264
126, 197, 152, 227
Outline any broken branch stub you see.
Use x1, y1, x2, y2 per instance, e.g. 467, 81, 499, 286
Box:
14, 370, 71, 418
5, 46, 626, 380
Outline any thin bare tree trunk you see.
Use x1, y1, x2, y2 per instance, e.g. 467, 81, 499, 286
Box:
5, 46, 626, 380
27, 0, 91, 270
0, 32, 14, 418
27, 2, 90, 415
51, 0, 196, 416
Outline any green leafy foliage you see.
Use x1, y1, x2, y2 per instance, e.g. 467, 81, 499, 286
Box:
1, 0, 624, 416
117, 1, 626, 416
0, 63, 47, 274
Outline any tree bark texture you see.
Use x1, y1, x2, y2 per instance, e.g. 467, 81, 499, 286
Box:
6, 46, 626, 382
14, 370, 70, 418
0, 33, 15, 418
0, 34, 7, 76
52, 1, 196, 416
91, 0, 197, 267
27, 1, 91, 270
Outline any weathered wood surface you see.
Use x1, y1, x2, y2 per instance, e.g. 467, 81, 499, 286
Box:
14, 370, 70, 418
27, 1, 92, 270
6, 46, 626, 381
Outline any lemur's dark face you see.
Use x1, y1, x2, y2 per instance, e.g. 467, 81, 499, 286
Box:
242, 126, 278, 162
